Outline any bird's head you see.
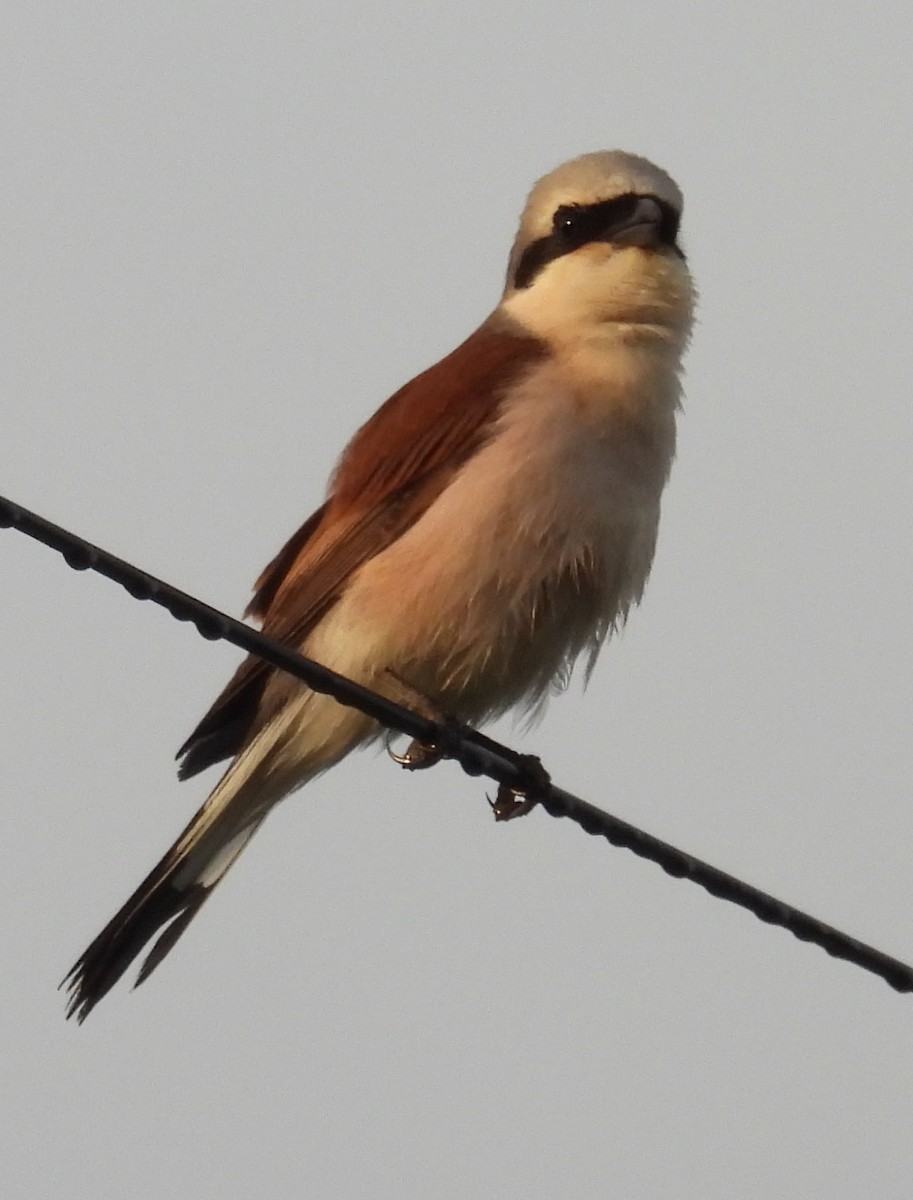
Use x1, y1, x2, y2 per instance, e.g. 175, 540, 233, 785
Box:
502, 151, 694, 347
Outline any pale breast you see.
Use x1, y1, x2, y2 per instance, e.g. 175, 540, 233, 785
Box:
311, 355, 678, 722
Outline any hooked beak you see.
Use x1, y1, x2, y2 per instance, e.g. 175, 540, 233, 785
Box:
607, 195, 667, 249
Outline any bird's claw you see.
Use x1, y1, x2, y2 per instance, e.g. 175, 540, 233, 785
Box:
489, 754, 551, 821
386, 715, 463, 771
388, 737, 442, 770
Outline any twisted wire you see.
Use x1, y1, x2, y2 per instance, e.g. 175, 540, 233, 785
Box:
2, 491, 910, 994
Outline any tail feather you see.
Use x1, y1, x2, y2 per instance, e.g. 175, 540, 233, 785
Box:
64, 688, 375, 1021
133, 886, 209, 988
62, 811, 262, 1023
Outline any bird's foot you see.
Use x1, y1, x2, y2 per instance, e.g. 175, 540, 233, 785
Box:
382, 671, 462, 771
387, 716, 463, 771
489, 754, 551, 822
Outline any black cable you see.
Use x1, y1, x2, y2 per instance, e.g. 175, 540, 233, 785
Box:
2, 491, 911, 994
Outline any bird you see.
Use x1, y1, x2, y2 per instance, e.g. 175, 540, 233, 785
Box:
63, 150, 695, 1021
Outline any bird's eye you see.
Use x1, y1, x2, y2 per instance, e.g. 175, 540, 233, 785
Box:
553, 205, 585, 237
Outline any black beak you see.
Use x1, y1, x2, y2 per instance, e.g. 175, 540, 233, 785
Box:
606, 195, 667, 249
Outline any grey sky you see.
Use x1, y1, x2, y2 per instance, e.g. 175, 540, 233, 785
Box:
2, 2, 912, 1197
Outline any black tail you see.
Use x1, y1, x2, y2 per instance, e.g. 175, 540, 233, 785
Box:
62, 851, 212, 1022
63, 681, 352, 1020
63, 796, 265, 1021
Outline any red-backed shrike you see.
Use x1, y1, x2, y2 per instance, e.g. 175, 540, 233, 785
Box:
65, 150, 695, 1020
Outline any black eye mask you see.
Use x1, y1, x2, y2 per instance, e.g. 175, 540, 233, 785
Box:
512, 193, 682, 290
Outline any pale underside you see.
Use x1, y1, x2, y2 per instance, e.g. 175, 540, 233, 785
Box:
233, 342, 681, 842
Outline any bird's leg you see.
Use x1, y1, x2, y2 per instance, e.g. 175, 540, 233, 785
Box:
489, 754, 552, 821
381, 671, 462, 771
